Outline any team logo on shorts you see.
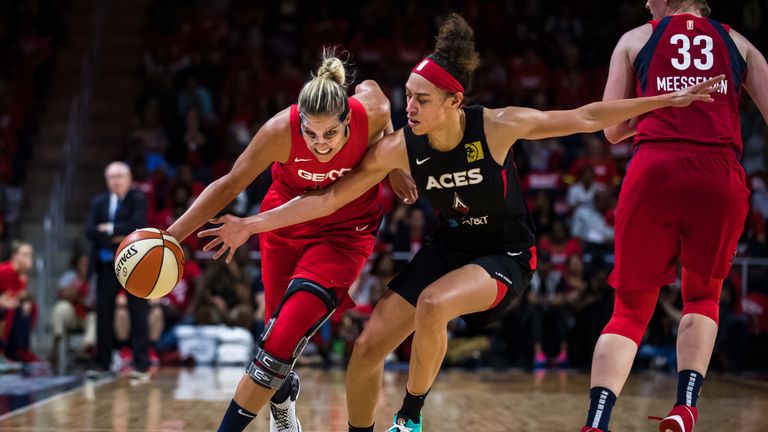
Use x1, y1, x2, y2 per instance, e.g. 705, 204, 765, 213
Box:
465, 141, 484, 162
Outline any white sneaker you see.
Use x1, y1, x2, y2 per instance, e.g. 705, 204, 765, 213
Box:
129, 369, 150, 385
269, 371, 301, 432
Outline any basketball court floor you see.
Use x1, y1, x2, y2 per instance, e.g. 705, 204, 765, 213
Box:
0, 367, 766, 431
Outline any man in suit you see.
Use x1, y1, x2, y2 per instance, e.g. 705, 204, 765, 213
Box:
86, 161, 149, 379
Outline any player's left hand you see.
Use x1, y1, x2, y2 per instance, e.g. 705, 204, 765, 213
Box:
388, 169, 418, 204
668, 74, 725, 107
198, 214, 250, 263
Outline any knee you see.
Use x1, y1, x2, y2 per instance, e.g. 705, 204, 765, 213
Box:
682, 298, 719, 324
681, 275, 722, 324
602, 289, 658, 346
350, 332, 385, 368
415, 293, 449, 328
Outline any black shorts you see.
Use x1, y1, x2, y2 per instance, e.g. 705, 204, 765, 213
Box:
388, 240, 533, 329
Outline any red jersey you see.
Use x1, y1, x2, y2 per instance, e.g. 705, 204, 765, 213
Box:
264, 97, 381, 237
0, 261, 26, 297
633, 14, 747, 155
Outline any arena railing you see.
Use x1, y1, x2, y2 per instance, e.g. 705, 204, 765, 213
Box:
36, 0, 104, 354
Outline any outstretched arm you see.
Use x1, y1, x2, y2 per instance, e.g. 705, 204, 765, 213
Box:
486, 75, 724, 146
166, 109, 290, 241
200, 130, 409, 261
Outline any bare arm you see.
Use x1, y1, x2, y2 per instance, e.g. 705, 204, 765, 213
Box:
353, 79, 392, 142
732, 30, 768, 123
167, 109, 290, 241
199, 130, 410, 262
603, 29, 644, 143
240, 130, 409, 234
354, 80, 417, 202
485, 75, 723, 149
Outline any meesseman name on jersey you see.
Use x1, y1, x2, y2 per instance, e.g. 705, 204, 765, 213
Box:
656, 75, 728, 94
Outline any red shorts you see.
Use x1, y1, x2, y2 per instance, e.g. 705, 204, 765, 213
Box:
258, 187, 381, 318
259, 230, 376, 319
609, 142, 749, 291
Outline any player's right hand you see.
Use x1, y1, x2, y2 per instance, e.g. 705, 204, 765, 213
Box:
198, 214, 251, 264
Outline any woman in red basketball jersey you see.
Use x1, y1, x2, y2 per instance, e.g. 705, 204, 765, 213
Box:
166, 49, 411, 432
578, 2, 768, 432
199, 14, 725, 432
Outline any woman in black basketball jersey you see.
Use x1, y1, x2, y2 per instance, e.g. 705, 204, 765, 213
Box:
200, 14, 722, 432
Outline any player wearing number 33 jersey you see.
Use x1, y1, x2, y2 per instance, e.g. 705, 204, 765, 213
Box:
580, 1, 768, 432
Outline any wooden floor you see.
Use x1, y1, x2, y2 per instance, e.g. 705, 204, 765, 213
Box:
0, 367, 766, 431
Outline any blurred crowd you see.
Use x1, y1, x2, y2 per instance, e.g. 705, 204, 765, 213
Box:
1, 0, 767, 373
0, 0, 66, 369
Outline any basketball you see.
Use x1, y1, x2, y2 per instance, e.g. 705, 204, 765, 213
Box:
114, 228, 185, 299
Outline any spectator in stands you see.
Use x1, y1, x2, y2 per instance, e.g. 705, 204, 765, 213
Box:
177, 76, 216, 123
571, 190, 615, 256
530, 191, 557, 239
539, 219, 583, 273
552, 42, 593, 110
0, 241, 37, 362
341, 253, 396, 362
195, 259, 252, 329
570, 262, 615, 366
528, 250, 569, 367
712, 279, 749, 370
86, 161, 149, 379
564, 134, 621, 189
383, 203, 427, 258
175, 108, 215, 175
750, 175, 768, 220
164, 243, 201, 330
567, 165, 605, 212
562, 254, 589, 310
50, 252, 95, 365
113, 292, 165, 369
130, 98, 169, 160
637, 285, 681, 372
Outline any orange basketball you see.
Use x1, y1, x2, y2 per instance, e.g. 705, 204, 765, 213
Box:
114, 228, 185, 299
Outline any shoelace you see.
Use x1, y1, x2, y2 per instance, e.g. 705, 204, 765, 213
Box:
271, 404, 294, 431
386, 424, 412, 432
386, 420, 413, 432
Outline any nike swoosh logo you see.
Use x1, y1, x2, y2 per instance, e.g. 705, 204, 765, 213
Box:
416, 157, 431, 165
355, 225, 369, 232
507, 251, 522, 257
294, 158, 313, 162
238, 409, 255, 418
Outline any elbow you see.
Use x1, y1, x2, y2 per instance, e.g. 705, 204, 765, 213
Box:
575, 105, 600, 133
355, 80, 376, 94
604, 127, 623, 144
321, 197, 344, 218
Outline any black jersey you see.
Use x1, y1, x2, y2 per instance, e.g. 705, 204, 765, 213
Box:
404, 105, 536, 257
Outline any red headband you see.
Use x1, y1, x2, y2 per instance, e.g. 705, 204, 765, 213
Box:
411, 58, 464, 94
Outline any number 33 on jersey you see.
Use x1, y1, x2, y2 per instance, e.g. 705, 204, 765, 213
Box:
633, 14, 746, 152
